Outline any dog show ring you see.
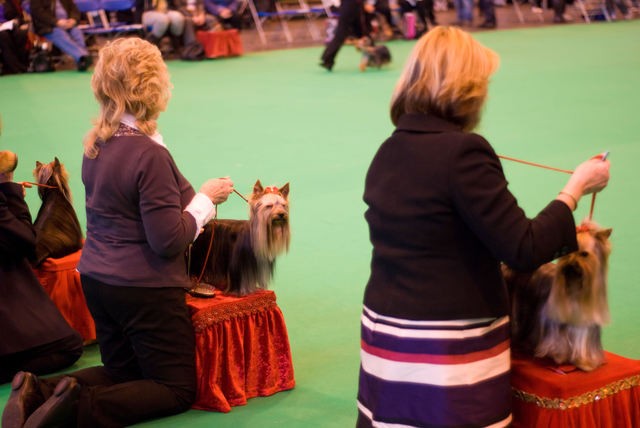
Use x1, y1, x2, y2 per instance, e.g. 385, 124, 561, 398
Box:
187, 289, 295, 412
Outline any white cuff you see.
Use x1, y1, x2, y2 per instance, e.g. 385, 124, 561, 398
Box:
184, 193, 216, 241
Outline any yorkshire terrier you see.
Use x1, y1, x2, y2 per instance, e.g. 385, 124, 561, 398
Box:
188, 180, 290, 296
356, 37, 391, 72
32, 158, 84, 266
503, 221, 612, 372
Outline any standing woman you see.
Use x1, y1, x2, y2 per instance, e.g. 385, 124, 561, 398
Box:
2, 37, 234, 428
358, 27, 610, 427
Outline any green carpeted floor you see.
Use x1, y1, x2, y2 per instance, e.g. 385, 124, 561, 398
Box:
1, 21, 639, 427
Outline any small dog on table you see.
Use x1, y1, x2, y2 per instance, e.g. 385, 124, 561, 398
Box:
503, 221, 612, 372
187, 180, 290, 297
356, 37, 391, 72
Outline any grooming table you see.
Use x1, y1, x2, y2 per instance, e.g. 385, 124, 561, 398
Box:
196, 29, 244, 59
187, 289, 295, 412
511, 351, 640, 427
33, 250, 97, 343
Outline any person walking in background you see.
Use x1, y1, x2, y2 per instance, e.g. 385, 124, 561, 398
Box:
1, 37, 235, 428
357, 26, 610, 427
320, 0, 371, 71
0, 147, 83, 386
29, 0, 91, 70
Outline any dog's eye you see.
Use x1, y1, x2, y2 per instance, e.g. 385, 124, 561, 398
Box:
579, 251, 589, 257
265, 204, 273, 209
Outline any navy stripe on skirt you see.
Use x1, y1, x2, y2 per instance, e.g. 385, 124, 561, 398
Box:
357, 306, 512, 428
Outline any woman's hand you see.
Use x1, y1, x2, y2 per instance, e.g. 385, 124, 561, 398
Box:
200, 176, 234, 204
557, 153, 610, 210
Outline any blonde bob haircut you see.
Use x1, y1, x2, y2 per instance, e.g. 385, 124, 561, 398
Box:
83, 37, 172, 158
390, 26, 499, 131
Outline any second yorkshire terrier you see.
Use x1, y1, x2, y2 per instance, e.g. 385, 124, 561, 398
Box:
356, 37, 391, 72
188, 180, 290, 296
32, 158, 84, 266
503, 221, 612, 372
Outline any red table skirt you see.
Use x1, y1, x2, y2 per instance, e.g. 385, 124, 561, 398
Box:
511, 351, 640, 427
33, 250, 97, 343
196, 29, 243, 59
187, 290, 295, 412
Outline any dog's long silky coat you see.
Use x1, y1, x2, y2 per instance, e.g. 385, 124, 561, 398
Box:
189, 180, 290, 296
504, 222, 612, 371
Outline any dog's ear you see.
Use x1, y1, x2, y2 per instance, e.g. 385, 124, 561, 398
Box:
35, 161, 43, 168
53, 157, 61, 172
279, 183, 289, 199
596, 228, 612, 240
253, 180, 264, 196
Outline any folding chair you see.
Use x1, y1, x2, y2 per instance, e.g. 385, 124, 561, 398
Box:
511, 0, 546, 23
76, 0, 143, 36
246, 0, 322, 45
573, 0, 612, 22
274, 0, 323, 41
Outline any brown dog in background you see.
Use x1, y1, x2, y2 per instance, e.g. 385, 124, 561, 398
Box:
356, 37, 391, 72
504, 221, 612, 371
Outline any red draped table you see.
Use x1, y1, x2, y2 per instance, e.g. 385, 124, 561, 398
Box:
33, 250, 97, 343
196, 29, 244, 59
511, 351, 640, 427
187, 290, 295, 412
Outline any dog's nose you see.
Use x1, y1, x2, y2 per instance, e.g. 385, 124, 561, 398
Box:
562, 263, 583, 280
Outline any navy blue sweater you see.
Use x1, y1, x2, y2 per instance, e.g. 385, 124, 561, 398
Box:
78, 129, 197, 288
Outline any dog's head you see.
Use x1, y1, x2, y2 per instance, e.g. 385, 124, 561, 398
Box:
547, 221, 612, 325
33, 157, 72, 202
249, 180, 290, 260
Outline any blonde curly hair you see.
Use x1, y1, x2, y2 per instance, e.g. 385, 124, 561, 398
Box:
83, 37, 172, 158
390, 26, 499, 131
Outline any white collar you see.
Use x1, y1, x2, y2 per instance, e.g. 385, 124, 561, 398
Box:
121, 113, 166, 147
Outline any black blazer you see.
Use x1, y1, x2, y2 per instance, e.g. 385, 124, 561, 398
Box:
0, 182, 77, 355
362, 113, 577, 321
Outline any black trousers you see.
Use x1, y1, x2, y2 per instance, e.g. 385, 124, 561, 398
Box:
321, 0, 368, 66
37, 276, 196, 428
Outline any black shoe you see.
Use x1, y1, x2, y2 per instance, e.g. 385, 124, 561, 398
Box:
23, 377, 80, 428
319, 60, 333, 71
478, 21, 497, 28
1, 372, 44, 428
77, 55, 92, 71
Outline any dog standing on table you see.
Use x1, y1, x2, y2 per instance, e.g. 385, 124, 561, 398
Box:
356, 37, 391, 72
503, 221, 612, 372
188, 180, 290, 296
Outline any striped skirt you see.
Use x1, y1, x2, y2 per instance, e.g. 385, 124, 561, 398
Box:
357, 306, 512, 428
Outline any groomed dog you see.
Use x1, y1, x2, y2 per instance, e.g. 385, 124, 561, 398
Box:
32, 158, 84, 266
356, 37, 391, 72
188, 180, 290, 296
503, 221, 612, 372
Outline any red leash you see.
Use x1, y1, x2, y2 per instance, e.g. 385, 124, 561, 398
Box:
19, 181, 57, 189
498, 154, 607, 221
